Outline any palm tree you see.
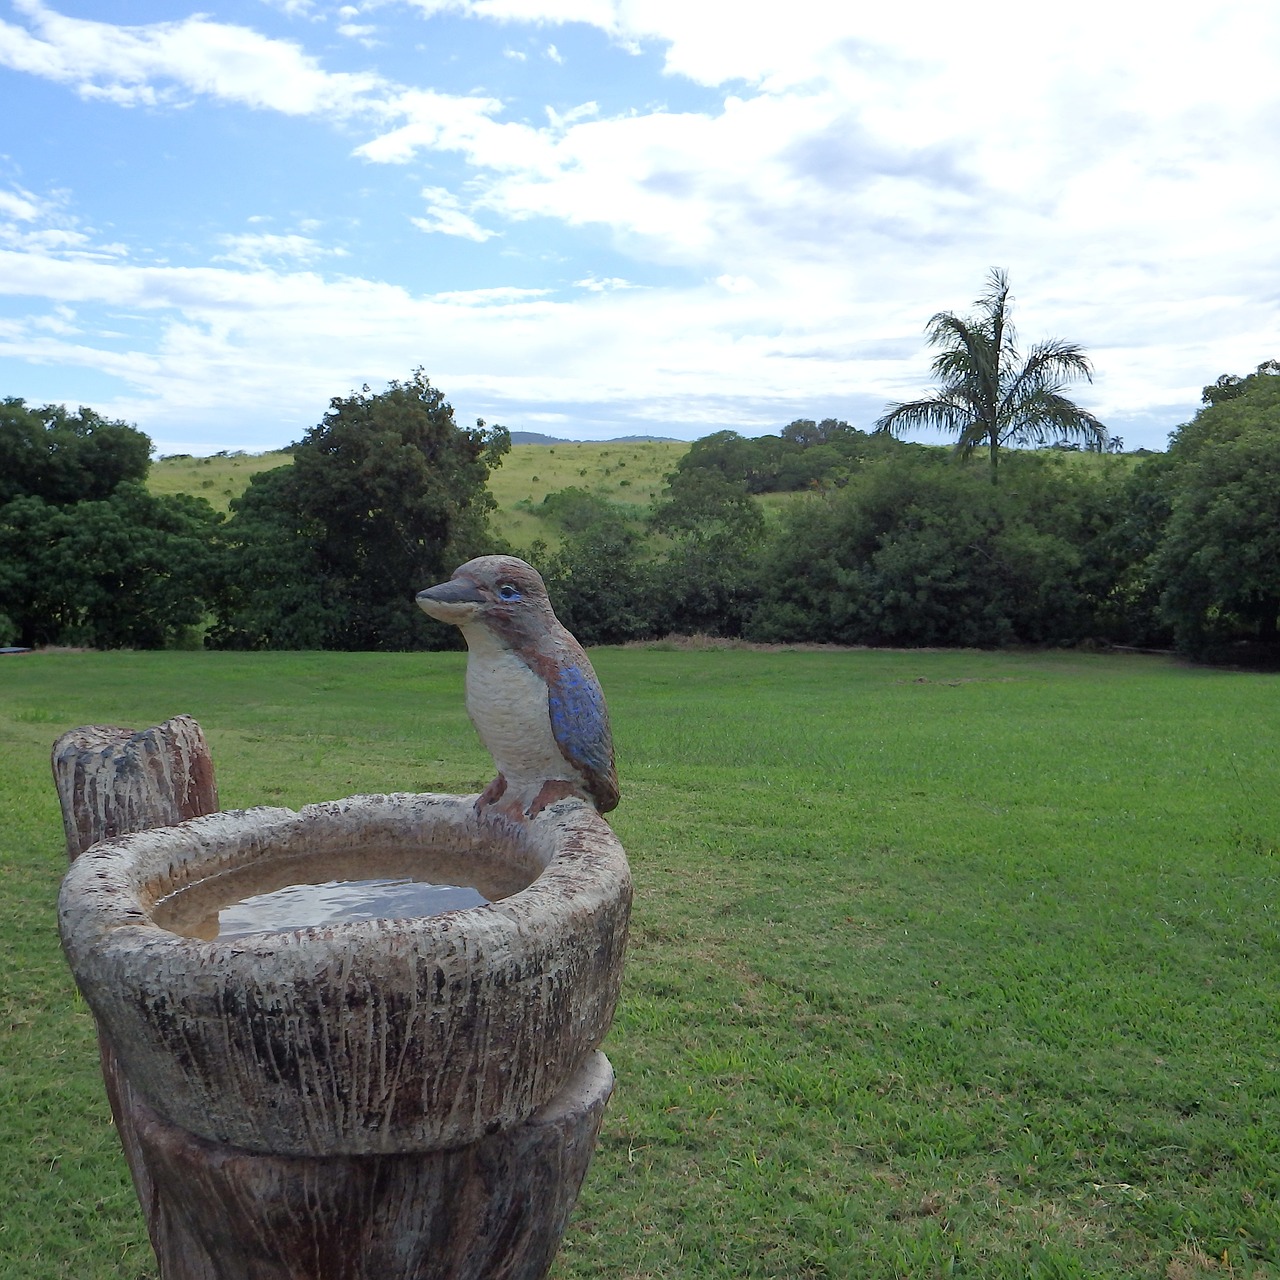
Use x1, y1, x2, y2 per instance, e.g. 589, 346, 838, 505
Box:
875, 269, 1106, 482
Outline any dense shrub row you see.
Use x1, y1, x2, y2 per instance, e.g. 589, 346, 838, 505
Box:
2, 365, 1277, 661
536, 365, 1280, 661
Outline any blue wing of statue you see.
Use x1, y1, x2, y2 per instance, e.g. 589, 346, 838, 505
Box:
546, 662, 619, 811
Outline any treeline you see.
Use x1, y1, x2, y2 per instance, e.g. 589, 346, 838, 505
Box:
0, 373, 508, 653
520, 363, 1280, 661
2, 364, 1278, 661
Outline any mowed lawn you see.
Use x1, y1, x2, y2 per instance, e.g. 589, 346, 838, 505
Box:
1, 647, 1278, 1279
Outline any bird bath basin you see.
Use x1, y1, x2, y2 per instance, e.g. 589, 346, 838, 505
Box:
151, 852, 495, 941
59, 790, 632, 1158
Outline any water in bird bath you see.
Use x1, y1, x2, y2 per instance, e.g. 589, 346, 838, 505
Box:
150, 851, 506, 941
167, 877, 489, 940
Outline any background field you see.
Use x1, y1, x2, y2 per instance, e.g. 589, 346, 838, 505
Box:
148, 450, 294, 512
148, 440, 690, 546
2, 647, 1278, 1278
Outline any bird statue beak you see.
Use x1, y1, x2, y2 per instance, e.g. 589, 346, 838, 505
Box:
416, 578, 484, 624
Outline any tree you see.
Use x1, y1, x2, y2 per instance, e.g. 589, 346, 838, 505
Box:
1152, 435, 1280, 655
875, 269, 1106, 482
1146, 364, 1280, 656
536, 514, 656, 645
650, 468, 763, 537
213, 372, 509, 650
0, 397, 152, 506
0, 484, 222, 648
746, 451, 1120, 648
0, 399, 222, 649
779, 418, 857, 449
1200, 359, 1280, 407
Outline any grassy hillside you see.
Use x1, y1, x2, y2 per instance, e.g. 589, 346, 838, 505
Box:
145, 440, 1140, 556
148, 450, 294, 512
147, 441, 689, 546
2, 647, 1278, 1278
487, 440, 687, 547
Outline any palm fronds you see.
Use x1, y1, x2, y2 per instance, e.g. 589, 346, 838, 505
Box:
876, 270, 1105, 480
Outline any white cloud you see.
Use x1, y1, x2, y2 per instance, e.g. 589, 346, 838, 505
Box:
544, 100, 597, 128
430, 285, 552, 304
2, 2, 1279, 450
0, 183, 127, 260
0, 238, 880, 444
574, 276, 636, 292
410, 187, 499, 241
0, 186, 42, 222
353, 89, 509, 163
214, 232, 350, 268
31, 304, 79, 335
263, 0, 318, 15
0, 0, 388, 115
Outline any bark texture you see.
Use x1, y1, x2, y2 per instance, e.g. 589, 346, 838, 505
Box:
135, 1051, 614, 1280
52, 715, 219, 860
52, 715, 223, 1280
54, 719, 628, 1280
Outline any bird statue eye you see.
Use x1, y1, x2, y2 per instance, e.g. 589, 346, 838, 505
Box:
497, 583, 521, 602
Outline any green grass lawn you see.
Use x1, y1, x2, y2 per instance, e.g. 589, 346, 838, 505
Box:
2, 647, 1278, 1278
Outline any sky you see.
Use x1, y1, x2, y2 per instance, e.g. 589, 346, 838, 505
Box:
1, 1, 1278, 456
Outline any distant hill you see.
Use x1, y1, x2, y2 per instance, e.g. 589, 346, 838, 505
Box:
148, 440, 692, 544
509, 431, 683, 446
147, 449, 294, 512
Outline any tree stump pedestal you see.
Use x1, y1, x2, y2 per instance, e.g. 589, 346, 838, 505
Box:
54, 719, 631, 1280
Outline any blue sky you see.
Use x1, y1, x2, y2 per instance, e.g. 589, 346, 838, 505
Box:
2, 0, 1278, 455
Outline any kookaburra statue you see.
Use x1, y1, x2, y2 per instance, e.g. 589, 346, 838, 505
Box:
417, 556, 619, 821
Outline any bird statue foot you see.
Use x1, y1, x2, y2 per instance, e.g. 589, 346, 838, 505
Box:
524, 779, 580, 819
475, 774, 509, 813
476, 775, 582, 823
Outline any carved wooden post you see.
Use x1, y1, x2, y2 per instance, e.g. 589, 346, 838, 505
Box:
53, 715, 219, 861
53, 716, 221, 1280
55, 721, 629, 1280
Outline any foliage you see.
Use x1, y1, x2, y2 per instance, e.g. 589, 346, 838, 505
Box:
10, 354, 1279, 661
875, 269, 1107, 481
212, 371, 510, 651
537, 486, 624, 534
653, 523, 763, 638
0, 400, 220, 649
1143, 368, 1280, 655
537, 510, 657, 646
4, 648, 1279, 1278
1200, 357, 1280, 407
650, 467, 764, 537
0, 398, 151, 507
204, 467, 334, 651
1069, 457, 1172, 647
748, 452, 1113, 647
665, 420, 899, 495
0, 485, 223, 649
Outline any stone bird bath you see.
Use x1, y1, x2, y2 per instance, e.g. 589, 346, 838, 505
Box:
55, 717, 631, 1279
